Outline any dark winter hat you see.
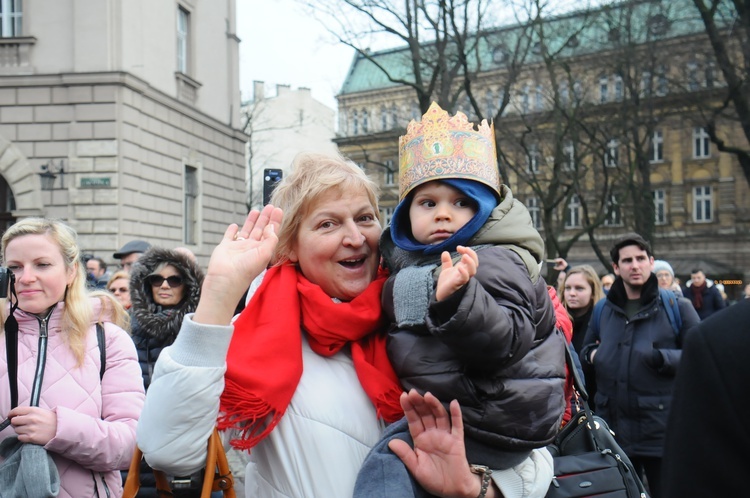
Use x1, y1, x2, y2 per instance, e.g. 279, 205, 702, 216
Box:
113, 239, 151, 259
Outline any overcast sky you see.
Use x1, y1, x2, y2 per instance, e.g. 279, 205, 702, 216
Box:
236, 0, 354, 109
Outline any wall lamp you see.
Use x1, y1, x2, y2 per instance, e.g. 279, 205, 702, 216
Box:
38, 159, 65, 191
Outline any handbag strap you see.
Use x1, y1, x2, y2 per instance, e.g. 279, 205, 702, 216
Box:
563, 345, 600, 448
123, 428, 236, 498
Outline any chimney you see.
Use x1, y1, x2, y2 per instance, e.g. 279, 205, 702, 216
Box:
277, 84, 291, 95
253, 81, 264, 101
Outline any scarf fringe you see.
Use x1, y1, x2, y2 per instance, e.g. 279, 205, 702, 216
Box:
218, 378, 284, 450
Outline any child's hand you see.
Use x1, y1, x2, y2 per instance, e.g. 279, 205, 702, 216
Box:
436, 246, 478, 301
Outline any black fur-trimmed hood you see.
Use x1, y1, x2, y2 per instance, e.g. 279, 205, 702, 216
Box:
129, 247, 204, 342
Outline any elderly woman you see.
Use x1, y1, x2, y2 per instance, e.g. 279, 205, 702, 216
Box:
137, 154, 553, 498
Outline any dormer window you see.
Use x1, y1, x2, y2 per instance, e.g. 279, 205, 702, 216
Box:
492, 45, 508, 64
648, 14, 670, 37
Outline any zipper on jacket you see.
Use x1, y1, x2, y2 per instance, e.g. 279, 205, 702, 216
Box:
91, 471, 111, 498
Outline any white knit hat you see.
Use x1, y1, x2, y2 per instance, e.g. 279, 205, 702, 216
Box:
653, 260, 674, 277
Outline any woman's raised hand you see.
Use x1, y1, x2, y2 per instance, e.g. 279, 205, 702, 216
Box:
388, 390, 496, 498
194, 204, 283, 325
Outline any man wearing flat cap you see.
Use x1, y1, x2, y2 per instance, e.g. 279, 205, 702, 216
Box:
113, 240, 151, 272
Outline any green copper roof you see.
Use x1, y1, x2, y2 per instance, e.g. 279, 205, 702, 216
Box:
339, 0, 726, 96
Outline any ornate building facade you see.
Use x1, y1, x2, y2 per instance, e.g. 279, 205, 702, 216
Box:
335, 0, 749, 299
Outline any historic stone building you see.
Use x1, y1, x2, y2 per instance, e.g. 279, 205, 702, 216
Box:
0, 0, 247, 265
334, 0, 749, 299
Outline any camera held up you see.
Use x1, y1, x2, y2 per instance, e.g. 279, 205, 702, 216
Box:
0, 267, 15, 299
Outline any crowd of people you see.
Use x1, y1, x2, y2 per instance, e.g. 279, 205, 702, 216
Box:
0, 103, 748, 498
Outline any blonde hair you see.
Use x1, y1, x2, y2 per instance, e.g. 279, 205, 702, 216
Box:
106, 270, 131, 290
1, 218, 129, 365
559, 264, 605, 314
270, 153, 381, 263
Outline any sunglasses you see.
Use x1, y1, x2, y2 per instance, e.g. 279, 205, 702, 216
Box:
109, 286, 128, 293
146, 274, 184, 288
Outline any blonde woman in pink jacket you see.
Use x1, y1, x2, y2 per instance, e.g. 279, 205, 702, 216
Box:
0, 218, 145, 497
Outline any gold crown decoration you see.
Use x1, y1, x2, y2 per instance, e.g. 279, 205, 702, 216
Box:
398, 101, 500, 201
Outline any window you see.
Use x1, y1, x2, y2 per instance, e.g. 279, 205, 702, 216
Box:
705, 61, 715, 88
521, 85, 530, 114
614, 75, 623, 101
650, 130, 663, 163
0, 0, 22, 37
526, 143, 540, 173
380, 105, 387, 131
693, 127, 710, 158
648, 14, 671, 37
559, 81, 570, 106
497, 89, 507, 116
492, 45, 508, 64
362, 109, 369, 134
605, 139, 619, 168
687, 62, 699, 91
176, 6, 190, 74
604, 194, 622, 226
390, 104, 398, 129
641, 71, 652, 97
599, 75, 609, 103
384, 160, 395, 186
384, 207, 395, 226
535, 85, 544, 111
184, 165, 198, 244
411, 102, 419, 120
656, 65, 668, 96
693, 186, 712, 222
653, 189, 666, 225
526, 197, 541, 229
352, 110, 359, 135
563, 141, 575, 171
565, 194, 581, 228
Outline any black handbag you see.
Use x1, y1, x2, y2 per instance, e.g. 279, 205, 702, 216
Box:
545, 347, 649, 498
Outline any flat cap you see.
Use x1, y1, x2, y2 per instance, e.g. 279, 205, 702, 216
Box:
113, 239, 151, 259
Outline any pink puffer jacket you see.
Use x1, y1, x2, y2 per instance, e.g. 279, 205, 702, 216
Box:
0, 299, 145, 498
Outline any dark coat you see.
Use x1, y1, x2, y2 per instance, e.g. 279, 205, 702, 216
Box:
580, 274, 700, 458
683, 283, 726, 320
129, 247, 204, 390
383, 245, 566, 464
662, 300, 750, 498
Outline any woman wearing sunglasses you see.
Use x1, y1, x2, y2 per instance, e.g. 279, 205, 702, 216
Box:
129, 247, 204, 390
127, 247, 205, 495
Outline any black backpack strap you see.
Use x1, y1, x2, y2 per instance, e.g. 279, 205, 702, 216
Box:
5, 314, 18, 409
96, 323, 106, 380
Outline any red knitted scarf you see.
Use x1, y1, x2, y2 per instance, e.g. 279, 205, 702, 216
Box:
217, 264, 403, 450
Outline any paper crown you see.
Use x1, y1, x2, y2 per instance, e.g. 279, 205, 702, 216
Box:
398, 102, 500, 201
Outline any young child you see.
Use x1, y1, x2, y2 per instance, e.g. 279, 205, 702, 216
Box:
355, 102, 567, 497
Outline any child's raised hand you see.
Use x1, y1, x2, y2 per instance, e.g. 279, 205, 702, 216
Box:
436, 246, 478, 301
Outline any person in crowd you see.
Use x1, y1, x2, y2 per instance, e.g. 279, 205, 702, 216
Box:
129, 247, 204, 390
107, 270, 132, 310
559, 264, 604, 411
683, 268, 726, 319
653, 260, 683, 296
600, 273, 615, 294
0, 218, 144, 497
127, 247, 204, 495
114, 240, 152, 272
744, 282, 750, 299
580, 233, 700, 498
86, 256, 108, 289
662, 300, 750, 498
137, 153, 555, 498
355, 102, 566, 497
559, 265, 605, 353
